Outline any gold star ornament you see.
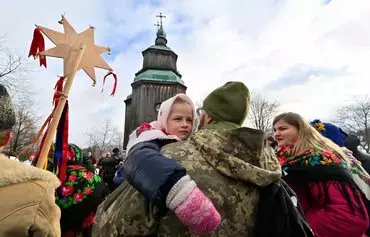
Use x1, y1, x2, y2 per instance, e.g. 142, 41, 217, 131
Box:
37, 15, 112, 85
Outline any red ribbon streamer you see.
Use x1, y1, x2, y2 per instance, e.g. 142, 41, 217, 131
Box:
102, 71, 117, 96
53, 76, 65, 107
28, 28, 46, 68
19, 76, 66, 169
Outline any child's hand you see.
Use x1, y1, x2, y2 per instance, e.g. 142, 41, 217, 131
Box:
167, 175, 221, 234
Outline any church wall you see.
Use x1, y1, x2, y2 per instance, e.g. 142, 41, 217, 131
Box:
143, 50, 178, 72
123, 98, 132, 149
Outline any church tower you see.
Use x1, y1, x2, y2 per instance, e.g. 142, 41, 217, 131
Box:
123, 13, 187, 148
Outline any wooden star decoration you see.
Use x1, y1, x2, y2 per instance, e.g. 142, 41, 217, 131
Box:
37, 15, 112, 85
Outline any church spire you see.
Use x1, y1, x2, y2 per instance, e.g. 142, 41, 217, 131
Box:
124, 12, 186, 148
154, 13, 167, 46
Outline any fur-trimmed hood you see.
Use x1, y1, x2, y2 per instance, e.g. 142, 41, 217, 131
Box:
0, 153, 60, 188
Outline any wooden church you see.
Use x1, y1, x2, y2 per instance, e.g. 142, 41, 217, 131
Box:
123, 14, 187, 148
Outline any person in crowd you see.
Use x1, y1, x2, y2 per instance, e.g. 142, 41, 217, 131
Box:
266, 135, 278, 150
88, 152, 97, 165
310, 120, 370, 196
274, 112, 369, 237
117, 82, 281, 236
345, 134, 370, 174
82, 151, 95, 173
113, 160, 125, 186
98, 148, 121, 192
112, 148, 122, 158
310, 119, 370, 235
55, 144, 108, 237
23, 153, 36, 165
0, 84, 61, 237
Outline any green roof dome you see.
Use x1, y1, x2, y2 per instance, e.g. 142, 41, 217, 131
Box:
134, 70, 184, 85
156, 26, 167, 38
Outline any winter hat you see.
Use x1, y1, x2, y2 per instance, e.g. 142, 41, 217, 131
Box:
126, 94, 195, 153
344, 134, 361, 150
28, 153, 37, 159
310, 119, 347, 147
266, 135, 275, 142
0, 84, 16, 131
203, 81, 250, 126
51, 143, 82, 166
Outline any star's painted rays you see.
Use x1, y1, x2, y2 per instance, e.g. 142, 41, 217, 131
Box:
38, 15, 112, 84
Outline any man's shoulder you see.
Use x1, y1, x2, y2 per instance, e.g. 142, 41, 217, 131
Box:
161, 140, 197, 159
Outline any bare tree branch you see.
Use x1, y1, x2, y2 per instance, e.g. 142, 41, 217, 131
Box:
0, 35, 32, 93
246, 93, 280, 133
5, 94, 41, 158
334, 95, 370, 152
84, 119, 121, 158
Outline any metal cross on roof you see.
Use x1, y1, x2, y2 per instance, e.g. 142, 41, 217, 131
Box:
154, 21, 161, 29
156, 13, 166, 27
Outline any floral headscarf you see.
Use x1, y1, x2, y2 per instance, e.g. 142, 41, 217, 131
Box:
277, 145, 349, 173
55, 144, 103, 211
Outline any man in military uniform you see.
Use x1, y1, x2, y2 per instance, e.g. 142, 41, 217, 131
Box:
93, 81, 282, 236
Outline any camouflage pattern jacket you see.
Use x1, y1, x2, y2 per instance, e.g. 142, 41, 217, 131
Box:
92, 122, 281, 237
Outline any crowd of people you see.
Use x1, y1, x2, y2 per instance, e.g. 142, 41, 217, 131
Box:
0, 81, 369, 236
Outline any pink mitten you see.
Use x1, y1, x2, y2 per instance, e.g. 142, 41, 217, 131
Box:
167, 175, 221, 234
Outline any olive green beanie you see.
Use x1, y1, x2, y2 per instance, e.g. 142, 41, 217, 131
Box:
0, 84, 15, 131
203, 81, 250, 125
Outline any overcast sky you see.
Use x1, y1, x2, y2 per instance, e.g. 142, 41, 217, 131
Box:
1, 0, 369, 146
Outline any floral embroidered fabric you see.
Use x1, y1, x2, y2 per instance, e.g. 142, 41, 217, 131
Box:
56, 164, 102, 209
278, 146, 370, 186
277, 146, 348, 172
136, 123, 153, 137
348, 154, 370, 184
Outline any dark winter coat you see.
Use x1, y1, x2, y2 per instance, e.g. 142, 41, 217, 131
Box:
124, 141, 186, 203
345, 134, 370, 173
99, 154, 121, 180
82, 153, 96, 173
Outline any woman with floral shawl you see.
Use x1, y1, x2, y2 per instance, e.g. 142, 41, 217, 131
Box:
52, 144, 108, 237
273, 112, 369, 237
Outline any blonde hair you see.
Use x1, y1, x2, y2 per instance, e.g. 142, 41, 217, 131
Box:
273, 112, 349, 163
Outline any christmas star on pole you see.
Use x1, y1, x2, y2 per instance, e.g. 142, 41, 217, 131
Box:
37, 15, 112, 85
29, 15, 117, 169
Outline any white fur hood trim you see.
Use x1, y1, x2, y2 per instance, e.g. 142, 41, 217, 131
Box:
0, 153, 60, 188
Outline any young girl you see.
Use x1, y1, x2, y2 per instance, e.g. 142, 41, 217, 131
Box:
126, 93, 195, 152
124, 93, 221, 234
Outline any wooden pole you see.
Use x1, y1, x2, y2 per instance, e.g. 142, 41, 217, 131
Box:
36, 43, 86, 168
